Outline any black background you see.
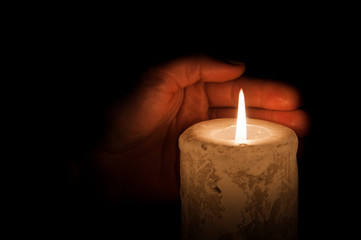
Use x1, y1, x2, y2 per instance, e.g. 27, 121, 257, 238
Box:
14, 9, 358, 239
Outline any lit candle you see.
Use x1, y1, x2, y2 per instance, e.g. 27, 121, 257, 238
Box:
179, 89, 298, 240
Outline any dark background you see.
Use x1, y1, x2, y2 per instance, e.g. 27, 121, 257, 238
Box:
16, 11, 357, 239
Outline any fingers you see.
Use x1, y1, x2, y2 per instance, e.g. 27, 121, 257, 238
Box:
208, 108, 237, 119
206, 76, 302, 111
208, 107, 310, 137
247, 108, 310, 137
143, 55, 246, 93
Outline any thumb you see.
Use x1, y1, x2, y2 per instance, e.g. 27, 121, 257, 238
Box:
142, 55, 246, 93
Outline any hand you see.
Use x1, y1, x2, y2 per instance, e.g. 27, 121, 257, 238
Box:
86, 55, 309, 202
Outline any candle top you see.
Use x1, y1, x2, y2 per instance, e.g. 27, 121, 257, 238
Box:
179, 118, 297, 147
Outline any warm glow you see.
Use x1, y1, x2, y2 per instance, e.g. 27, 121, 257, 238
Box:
235, 89, 247, 141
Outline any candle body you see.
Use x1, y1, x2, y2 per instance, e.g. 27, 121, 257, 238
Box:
179, 118, 298, 240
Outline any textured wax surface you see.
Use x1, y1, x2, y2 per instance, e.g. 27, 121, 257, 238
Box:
179, 118, 298, 240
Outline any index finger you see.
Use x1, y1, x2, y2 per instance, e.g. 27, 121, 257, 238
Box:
205, 76, 302, 110
142, 55, 246, 93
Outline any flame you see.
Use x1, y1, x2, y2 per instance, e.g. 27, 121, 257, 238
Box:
235, 89, 247, 141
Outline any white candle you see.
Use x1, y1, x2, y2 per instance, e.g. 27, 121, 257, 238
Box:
179, 91, 298, 240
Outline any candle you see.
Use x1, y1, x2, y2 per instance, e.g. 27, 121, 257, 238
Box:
179, 89, 298, 240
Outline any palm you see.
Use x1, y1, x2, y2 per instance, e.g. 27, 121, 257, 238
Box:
118, 81, 212, 201
160, 82, 212, 200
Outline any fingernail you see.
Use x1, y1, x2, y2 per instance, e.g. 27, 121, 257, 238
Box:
225, 59, 245, 66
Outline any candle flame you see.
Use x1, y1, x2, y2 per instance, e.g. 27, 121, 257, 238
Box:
235, 89, 247, 141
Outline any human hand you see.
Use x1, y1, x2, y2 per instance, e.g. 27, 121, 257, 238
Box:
87, 55, 309, 203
